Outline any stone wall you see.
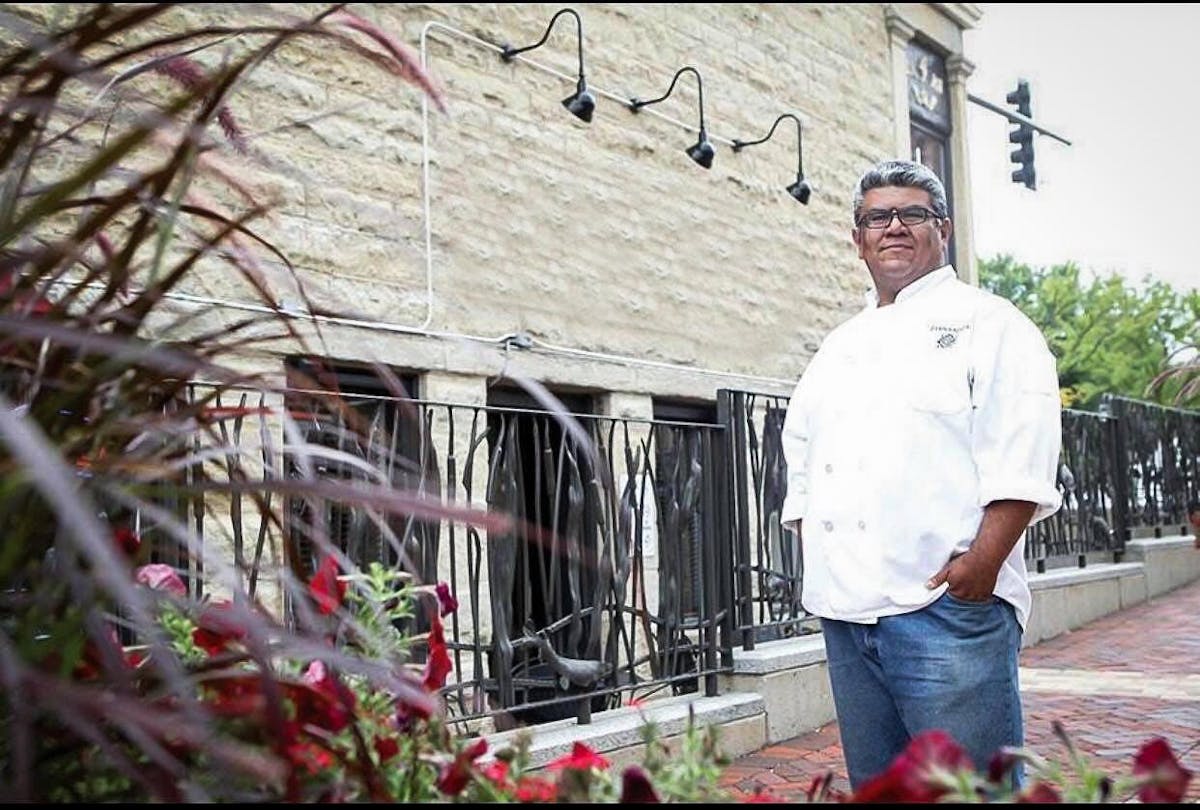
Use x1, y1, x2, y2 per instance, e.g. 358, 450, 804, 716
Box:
12, 3, 928, 399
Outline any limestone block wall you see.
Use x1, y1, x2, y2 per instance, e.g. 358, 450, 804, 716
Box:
9, 3, 914, 399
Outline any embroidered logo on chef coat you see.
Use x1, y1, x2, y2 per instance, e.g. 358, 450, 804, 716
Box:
929, 323, 970, 349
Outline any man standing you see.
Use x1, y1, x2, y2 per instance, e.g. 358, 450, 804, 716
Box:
780, 160, 1062, 788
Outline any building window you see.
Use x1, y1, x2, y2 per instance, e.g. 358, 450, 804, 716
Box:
906, 39, 957, 266
282, 358, 428, 587
651, 400, 716, 621
483, 385, 606, 722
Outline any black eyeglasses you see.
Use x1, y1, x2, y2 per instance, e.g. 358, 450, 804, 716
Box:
856, 206, 943, 229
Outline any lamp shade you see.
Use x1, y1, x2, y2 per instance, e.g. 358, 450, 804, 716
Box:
787, 176, 812, 204
686, 133, 715, 169
562, 79, 595, 122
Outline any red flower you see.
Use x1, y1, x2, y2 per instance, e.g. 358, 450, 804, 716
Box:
481, 760, 510, 787
298, 660, 356, 733
436, 738, 488, 796
745, 786, 787, 803
286, 737, 336, 776
1016, 781, 1062, 803
192, 601, 248, 656
394, 694, 432, 731
113, 526, 141, 557
987, 749, 1022, 784
435, 581, 458, 617
136, 563, 186, 596
852, 730, 974, 803
805, 772, 835, 803
546, 741, 611, 772
514, 775, 558, 802
423, 612, 452, 692
308, 555, 346, 615
1134, 737, 1192, 803
374, 735, 400, 763
202, 673, 267, 716
0, 268, 52, 315
72, 626, 124, 680
619, 765, 660, 803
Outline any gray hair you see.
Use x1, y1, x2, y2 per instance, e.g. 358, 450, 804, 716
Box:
852, 160, 949, 222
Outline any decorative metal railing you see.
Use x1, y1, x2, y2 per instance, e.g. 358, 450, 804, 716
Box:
1102, 395, 1200, 537
183, 385, 731, 730
1024, 409, 1127, 570
717, 389, 813, 651
121, 381, 1199, 716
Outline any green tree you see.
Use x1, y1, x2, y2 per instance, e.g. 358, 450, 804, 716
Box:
979, 255, 1199, 409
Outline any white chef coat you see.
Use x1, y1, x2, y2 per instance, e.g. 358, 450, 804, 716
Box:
780, 266, 1062, 630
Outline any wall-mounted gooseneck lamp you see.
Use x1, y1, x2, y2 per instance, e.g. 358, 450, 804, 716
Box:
732, 113, 812, 204
628, 66, 714, 169
501, 8, 595, 123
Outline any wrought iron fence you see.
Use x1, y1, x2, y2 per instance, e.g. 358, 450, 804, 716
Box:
1102, 395, 1200, 537
182, 384, 731, 730
111, 380, 1200, 722
1025, 409, 1127, 570
717, 389, 813, 651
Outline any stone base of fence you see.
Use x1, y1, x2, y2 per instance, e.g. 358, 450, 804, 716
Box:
482, 692, 768, 770
501, 534, 1200, 759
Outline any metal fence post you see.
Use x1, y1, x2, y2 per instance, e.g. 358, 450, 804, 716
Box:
718, 389, 754, 651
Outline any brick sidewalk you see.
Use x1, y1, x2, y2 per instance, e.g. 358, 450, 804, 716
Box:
719, 579, 1200, 801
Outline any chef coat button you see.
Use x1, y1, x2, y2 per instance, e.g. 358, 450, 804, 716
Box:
823, 521, 834, 532
858, 520, 866, 530
824, 463, 833, 473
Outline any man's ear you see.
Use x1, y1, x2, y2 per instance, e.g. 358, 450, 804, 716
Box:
851, 226, 864, 259
940, 217, 954, 245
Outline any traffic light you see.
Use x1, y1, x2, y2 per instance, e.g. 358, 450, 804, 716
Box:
1006, 80, 1036, 190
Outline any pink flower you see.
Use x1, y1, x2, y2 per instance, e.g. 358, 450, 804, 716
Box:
852, 730, 973, 803
546, 741, 611, 772
1134, 737, 1192, 803
136, 563, 186, 596
308, 555, 346, 615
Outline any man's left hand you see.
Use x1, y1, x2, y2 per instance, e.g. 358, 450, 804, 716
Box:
926, 549, 1000, 603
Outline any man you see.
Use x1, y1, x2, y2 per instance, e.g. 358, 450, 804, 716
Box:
780, 160, 1062, 788
1189, 500, 1200, 548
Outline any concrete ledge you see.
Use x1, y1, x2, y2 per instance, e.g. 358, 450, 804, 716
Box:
1127, 533, 1195, 551
729, 633, 826, 675
487, 692, 766, 769
1024, 560, 1151, 646
1124, 534, 1200, 598
1027, 561, 1145, 590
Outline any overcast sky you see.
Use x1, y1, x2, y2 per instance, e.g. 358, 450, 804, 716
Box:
964, 3, 1198, 293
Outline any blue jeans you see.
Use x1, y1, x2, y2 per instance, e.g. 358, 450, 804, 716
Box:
821, 592, 1024, 789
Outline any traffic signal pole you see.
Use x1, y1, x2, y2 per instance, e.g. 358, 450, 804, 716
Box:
968, 81, 1071, 191
967, 93, 1072, 145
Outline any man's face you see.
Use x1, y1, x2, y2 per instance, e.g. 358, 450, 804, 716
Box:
852, 186, 952, 301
